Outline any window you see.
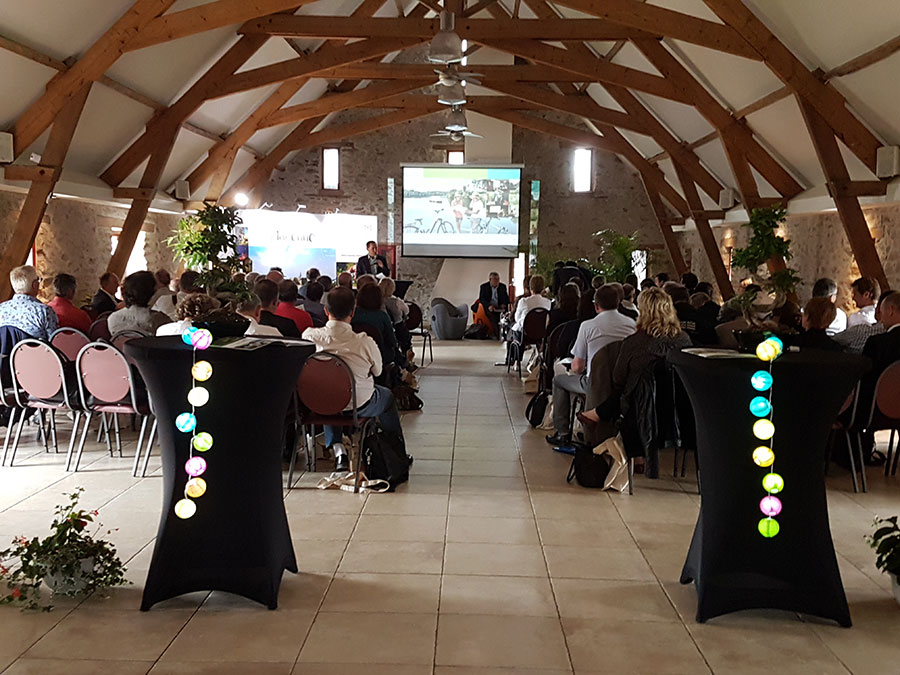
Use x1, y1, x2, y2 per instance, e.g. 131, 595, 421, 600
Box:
322, 147, 340, 190
631, 249, 648, 282
572, 147, 592, 192
447, 150, 465, 165
110, 229, 147, 277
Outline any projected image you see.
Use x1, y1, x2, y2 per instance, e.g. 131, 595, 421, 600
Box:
402, 166, 521, 258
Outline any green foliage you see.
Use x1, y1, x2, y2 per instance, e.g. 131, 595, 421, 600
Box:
593, 230, 637, 283
732, 206, 801, 294
167, 203, 250, 298
0, 488, 128, 610
866, 515, 900, 577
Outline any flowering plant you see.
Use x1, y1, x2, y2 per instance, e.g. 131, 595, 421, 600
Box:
0, 488, 128, 610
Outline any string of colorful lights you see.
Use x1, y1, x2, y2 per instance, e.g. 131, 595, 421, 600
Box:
174, 327, 214, 520
753, 336, 784, 538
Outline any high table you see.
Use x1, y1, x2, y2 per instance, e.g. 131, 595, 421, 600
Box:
668, 349, 869, 627
125, 336, 315, 610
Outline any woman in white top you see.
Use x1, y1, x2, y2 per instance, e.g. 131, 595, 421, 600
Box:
512, 274, 551, 332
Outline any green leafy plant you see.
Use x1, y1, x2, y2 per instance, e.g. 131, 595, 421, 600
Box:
732, 206, 801, 294
593, 229, 637, 283
866, 515, 900, 577
0, 489, 128, 610
167, 203, 250, 299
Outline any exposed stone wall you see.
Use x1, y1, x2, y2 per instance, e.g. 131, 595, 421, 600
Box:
0, 188, 180, 304
676, 204, 900, 310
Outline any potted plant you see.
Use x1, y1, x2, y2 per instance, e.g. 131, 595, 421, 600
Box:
0, 488, 128, 610
866, 515, 900, 606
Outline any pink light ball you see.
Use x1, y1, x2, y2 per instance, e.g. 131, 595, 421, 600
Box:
760, 495, 783, 517
185, 456, 207, 477
190, 328, 213, 350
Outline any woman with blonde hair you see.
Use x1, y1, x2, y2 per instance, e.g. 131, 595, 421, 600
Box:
379, 277, 409, 325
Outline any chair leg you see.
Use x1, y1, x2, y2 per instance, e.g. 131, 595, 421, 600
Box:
2, 408, 20, 466
427, 334, 433, 365
38, 410, 49, 453
112, 413, 122, 457
8, 410, 28, 467
140, 418, 157, 478
845, 430, 860, 493
96, 412, 106, 443
885, 429, 896, 477
71, 411, 93, 472
132, 415, 149, 477
857, 431, 868, 493
287, 421, 301, 489
307, 427, 317, 473
49, 410, 59, 453
65, 412, 82, 472
891, 429, 900, 476
627, 458, 634, 495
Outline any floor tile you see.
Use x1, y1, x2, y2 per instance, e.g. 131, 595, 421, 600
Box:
151, 662, 292, 674
299, 612, 437, 664
544, 545, 656, 581
552, 578, 680, 622
440, 574, 558, 616
4, 659, 154, 675
321, 573, 441, 613
446, 516, 539, 545
448, 493, 534, 518
354, 515, 447, 542
436, 614, 570, 669
339, 540, 444, 574
443, 542, 548, 577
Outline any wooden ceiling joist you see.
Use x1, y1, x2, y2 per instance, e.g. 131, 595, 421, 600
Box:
642, 182, 688, 276
308, 63, 592, 81
8, 0, 176, 159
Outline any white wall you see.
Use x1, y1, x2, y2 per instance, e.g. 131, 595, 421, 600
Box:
432, 258, 509, 309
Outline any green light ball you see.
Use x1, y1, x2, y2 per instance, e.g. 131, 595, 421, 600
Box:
762, 472, 784, 494
758, 517, 780, 538
192, 432, 213, 452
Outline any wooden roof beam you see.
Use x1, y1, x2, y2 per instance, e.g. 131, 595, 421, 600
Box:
308, 63, 592, 81
643, 181, 688, 276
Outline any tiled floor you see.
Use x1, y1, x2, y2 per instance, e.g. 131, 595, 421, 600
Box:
0, 340, 899, 674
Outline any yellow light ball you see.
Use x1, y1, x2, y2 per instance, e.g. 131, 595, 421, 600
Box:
752, 446, 775, 467
762, 472, 784, 494
192, 360, 213, 382
185, 477, 207, 498
174, 498, 196, 519
756, 341, 777, 362
187, 386, 209, 407
192, 432, 213, 452
753, 419, 775, 440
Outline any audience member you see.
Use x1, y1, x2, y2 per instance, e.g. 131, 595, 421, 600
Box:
245, 272, 260, 285
551, 260, 582, 295
0, 265, 58, 339
654, 272, 670, 286
266, 267, 285, 283
848, 277, 879, 327
545, 284, 636, 446
232, 272, 246, 284
512, 275, 550, 333
664, 282, 698, 339
695, 281, 715, 300
689, 292, 720, 345
319, 275, 333, 292
681, 272, 699, 294
624, 273, 638, 290
771, 300, 803, 332
108, 271, 169, 335
577, 284, 597, 322
303, 282, 327, 327
353, 283, 400, 369
477, 272, 509, 338
619, 283, 639, 320
47, 273, 91, 333
150, 269, 177, 319
156, 294, 219, 336
302, 286, 402, 472
548, 283, 579, 334
176, 270, 202, 305
380, 278, 409, 326
254, 279, 301, 337
275, 280, 313, 334
591, 275, 605, 291
834, 290, 893, 354
799, 297, 841, 351
236, 293, 283, 336
639, 278, 656, 293
337, 272, 354, 290
357, 274, 377, 289
812, 277, 847, 335
91, 272, 120, 315
299, 267, 320, 299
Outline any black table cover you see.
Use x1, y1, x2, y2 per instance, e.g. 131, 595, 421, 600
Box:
669, 349, 869, 627
125, 336, 315, 610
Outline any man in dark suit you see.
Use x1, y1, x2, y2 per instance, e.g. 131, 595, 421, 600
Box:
551, 260, 582, 295
253, 279, 301, 338
356, 241, 390, 278
857, 291, 900, 462
477, 272, 509, 339
91, 272, 120, 315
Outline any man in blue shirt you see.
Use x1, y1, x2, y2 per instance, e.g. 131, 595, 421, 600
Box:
0, 265, 58, 340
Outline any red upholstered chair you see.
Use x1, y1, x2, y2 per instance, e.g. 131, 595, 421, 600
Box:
406, 303, 433, 366
869, 362, 900, 477
829, 385, 866, 492
89, 316, 111, 342
508, 307, 549, 377
289, 352, 376, 492
50, 327, 90, 362
75, 342, 154, 475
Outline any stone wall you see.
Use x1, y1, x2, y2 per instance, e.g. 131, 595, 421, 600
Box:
0, 188, 180, 304
676, 203, 900, 310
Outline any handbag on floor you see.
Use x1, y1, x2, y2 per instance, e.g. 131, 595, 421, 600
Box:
363, 428, 412, 491
525, 390, 549, 428
393, 383, 424, 411
566, 441, 614, 488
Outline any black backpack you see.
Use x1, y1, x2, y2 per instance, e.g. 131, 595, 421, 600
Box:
392, 383, 424, 411
525, 390, 549, 428
463, 323, 490, 340
566, 442, 614, 488
364, 428, 412, 491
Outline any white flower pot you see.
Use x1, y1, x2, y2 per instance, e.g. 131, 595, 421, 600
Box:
892, 573, 900, 607
43, 557, 94, 595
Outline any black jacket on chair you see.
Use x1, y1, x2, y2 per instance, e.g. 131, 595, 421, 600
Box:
356, 254, 389, 278
478, 282, 509, 313
91, 289, 117, 315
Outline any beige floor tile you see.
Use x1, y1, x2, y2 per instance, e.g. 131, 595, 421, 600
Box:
553, 578, 679, 622
354, 514, 447, 542
563, 618, 708, 674
529, 491, 617, 520
411, 459, 453, 475
436, 614, 570, 669
443, 542, 548, 577
296, 665, 431, 675
363, 493, 449, 516
163, 609, 315, 663
448, 493, 534, 518
410, 446, 455, 460
4, 659, 154, 675
293, 540, 349, 574
446, 516, 539, 545
544, 545, 655, 581
339, 540, 444, 574
450, 475, 526, 494
321, 573, 441, 613
151, 662, 293, 674
434, 669, 571, 675
283, 490, 367, 515
25, 609, 194, 661
440, 574, 558, 616
452, 445, 520, 461
395, 474, 451, 494
537, 518, 635, 547
452, 460, 523, 477
299, 612, 437, 664
287, 514, 359, 541
201, 572, 330, 612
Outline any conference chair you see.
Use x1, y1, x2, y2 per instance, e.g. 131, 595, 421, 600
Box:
88, 316, 112, 342
508, 307, 549, 377
828, 385, 866, 492
866, 362, 900, 477
50, 327, 90, 362
406, 303, 433, 366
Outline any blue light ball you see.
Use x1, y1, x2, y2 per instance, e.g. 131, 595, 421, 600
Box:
751, 370, 773, 392
766, 336, 784, 352
181, 327, 198, 346
175, 412, 197, 433
749, 396, 772, 417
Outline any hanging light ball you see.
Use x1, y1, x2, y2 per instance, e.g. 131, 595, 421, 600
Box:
192, 432, 213, 452
752, 446, 775, 468
187, 386, 209, 407
190, 328, 213, 350
175, 412, 197, 433
753, 418, 775, 440
185, 477, 207, 498
181, 326, 198, 346
759, 495, 783, 517
174, 498, 197, 519
756, 340, 778, 362
762, 472, 784, 494
192, 360, 213, 381
749, 396, 772, 417
185, 456, 207, 477
751, 370, 773, 392
766, 336, 784, 354
758, 517, 780, 538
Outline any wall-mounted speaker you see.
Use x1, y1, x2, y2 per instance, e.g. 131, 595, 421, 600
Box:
876, 146, 900, 179
174, 179, 191, 200
0, 132, 13, 163
718, 187, 737, 210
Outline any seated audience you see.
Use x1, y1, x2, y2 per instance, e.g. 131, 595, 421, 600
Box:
689, 291, 719, 345
176, 270, 203, 305
619, 283, 639, 320
353, 283, 400, 369
695, 281, 716, 301
547, 283, 579, 334
254, 279, 301, 337
245, 271, 260, 285
266, 267, 285, 283
237, 293, 283, 336
639, 278, 656, 292
380, 278, 409, 326
798, 297, 841, 351
0, 265, 58, 340
681, 272, 699, 294
232, 272, 246, 284
319, 275, 333, 292
577, 284, 597, 322
512, 274, 550, 333
848, 276, 879, 327
477, 272, 509, 339
48, 273, 91, 333
299, 267, 320, 299
91, 271, 120, 315
150, 269, 177, 319
545, 285, 636, 446
337, 272, 354, 290
357, 274, 377, 289
655, 272, 670, 286
302, 286, 402, 472
275, 280, 313, 334
812, 277, 846, 335
156, 294, 220, 336
771, 300, 803, 332
551, 260, 581, 295
664, 282, 698, 339
108, 271, 170, 335
834, 289, 894, 354
303, 282, 327, 327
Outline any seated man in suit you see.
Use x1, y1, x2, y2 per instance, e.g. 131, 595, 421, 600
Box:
91, 272, 120, 315
356, 241, 390, 278
477, 272, 509, 340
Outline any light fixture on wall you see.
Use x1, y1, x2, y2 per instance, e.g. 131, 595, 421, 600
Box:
234, 192, 250, 207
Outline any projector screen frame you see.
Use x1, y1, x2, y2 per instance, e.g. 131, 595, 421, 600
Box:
400, 163, 525, 259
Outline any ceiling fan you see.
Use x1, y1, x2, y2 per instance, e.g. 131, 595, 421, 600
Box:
430, 129, 483, 141
433, 66, 483, 87
430, 106, 482, 140
428, 11, 464, 64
